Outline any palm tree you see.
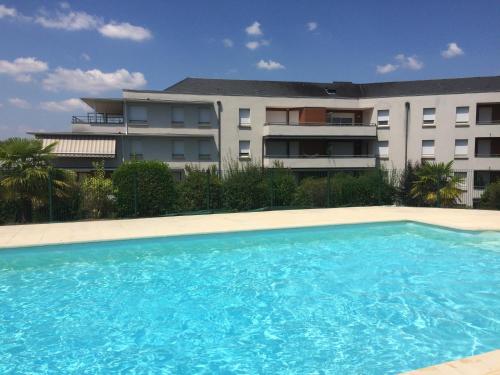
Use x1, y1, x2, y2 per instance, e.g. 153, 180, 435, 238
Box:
410, 161, 463, 207
0, 138, 76, 222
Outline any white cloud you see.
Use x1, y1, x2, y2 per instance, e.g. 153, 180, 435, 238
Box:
81, 52, 91, 61
42, 67, 147, 93
256, 59, 285, 70
441, 42, 464, 59
246, 41, 260, 50
35, 10, 100, 30
307, 21, 318, 31
40, 98, 91, 112
395, 54, 423, 70
59, 2, 70, 9
246, 21, 262, 36
9, 97, 31, 109
0, 4, 17, 18
376, 63, 398, 74
98, 22, 152, 41
0, 57, 49, 82
222, 38, 234, 48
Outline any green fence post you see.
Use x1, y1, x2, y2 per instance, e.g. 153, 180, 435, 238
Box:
206, 169, 211, 211
270, 168, 274, 209
327, 170, 331, 208
133, 171, 138, 216
48, 170, 53, 222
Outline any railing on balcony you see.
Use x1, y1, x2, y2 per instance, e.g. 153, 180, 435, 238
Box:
72, 113, 124, 125
476, 120, 500, 125
475, 153, 500, 157
265, 154, 375, 158
264, 122, 376, 127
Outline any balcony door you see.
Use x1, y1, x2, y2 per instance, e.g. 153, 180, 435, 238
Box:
329, 112, 354, 126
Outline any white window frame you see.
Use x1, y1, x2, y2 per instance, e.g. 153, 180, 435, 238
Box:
454, 139, 468, 158
128, 106, 147, 123
198, 140, 211, 160
172, 107, 185, 124
239, 140, 251, 158
239, 108, 251, 127
377, 140, 389, 158
198, 107, 211, 125
423, 108, 436, 126
455, 106, 469, 125
377, 110, 390, 127
172, 140, 185, 159
421, 140, 435, 157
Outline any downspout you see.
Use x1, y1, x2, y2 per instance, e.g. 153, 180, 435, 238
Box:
217, 101, 222, 176
404, 102, 410, 167
122, 98, 128, 163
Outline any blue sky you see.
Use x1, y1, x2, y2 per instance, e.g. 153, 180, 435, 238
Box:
0, 0, 499, 138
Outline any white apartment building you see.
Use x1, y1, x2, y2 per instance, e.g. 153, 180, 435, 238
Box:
32, 76, 500, 206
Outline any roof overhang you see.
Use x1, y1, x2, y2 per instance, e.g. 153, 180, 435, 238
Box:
81, 98, 124, 114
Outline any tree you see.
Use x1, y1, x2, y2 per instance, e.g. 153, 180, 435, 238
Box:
479, 181, 500, 210
410, 161, 463, 207
81, 161, 115, 219
0, 138, 76, 222
112, 160, 176, 217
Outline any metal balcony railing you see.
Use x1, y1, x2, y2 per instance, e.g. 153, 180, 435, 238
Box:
476, 120, 500, 125
265, 154, 375, 158
264, 122, 376, 127
72, 113, 124, 125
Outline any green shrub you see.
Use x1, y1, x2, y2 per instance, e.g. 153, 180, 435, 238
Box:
112, 160, 175, 217
81, 161, 115, 219
479, 181, 500, 210
222, 161, 268, 211
265, 164, 297, 207
293, 177, 327, 207
176, 165, 222, 211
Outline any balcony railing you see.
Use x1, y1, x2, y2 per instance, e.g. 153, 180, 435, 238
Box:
476, 120, 500, 125
475, 154, 500, 157
265, 154, 375, 158
264, 122, 376, 127
72, 113, 124, 125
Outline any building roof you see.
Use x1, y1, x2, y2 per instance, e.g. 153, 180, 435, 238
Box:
163, 76, 500, 99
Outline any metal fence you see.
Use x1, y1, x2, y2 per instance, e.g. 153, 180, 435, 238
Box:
0, 167, 494, 225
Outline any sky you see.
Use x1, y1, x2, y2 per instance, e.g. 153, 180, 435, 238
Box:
0, 0, 499, 138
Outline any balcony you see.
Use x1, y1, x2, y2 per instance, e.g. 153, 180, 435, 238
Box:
263, 155, 376, 169
72, 113, 124, 125
263, 122, 377, 138
476, 103, 500, 125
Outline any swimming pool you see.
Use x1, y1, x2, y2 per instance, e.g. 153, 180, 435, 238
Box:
1, 221, 499, 374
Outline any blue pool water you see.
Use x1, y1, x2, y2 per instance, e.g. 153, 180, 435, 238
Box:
1, 221, 500, 374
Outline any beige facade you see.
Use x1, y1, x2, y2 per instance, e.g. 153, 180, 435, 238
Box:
32, 77, 500, 205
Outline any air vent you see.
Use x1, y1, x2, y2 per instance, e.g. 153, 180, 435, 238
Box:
325, 88, 336, 95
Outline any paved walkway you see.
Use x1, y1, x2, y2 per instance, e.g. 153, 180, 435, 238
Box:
1, 206, 500, 248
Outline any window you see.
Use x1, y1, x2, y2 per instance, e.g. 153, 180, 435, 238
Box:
423, 108, 436, 125
198, 107, 211, 124
129, 106, 147, 122
239, 108, 251, 126
377, 110, 390, 126
478, 106, 493, 123
330, 113, 354, 125
266, 110, 287, 124
130, 140, 143, 160
454, 171, 467, 190
454, 139, 468, 157
172, 140, 184, 159
172, 107, 184, 124
421, 140, 435, 157
198, 140, 211, 159
455, 107, 469, 124
239, 140, 250, 158
377, 141, 389, 158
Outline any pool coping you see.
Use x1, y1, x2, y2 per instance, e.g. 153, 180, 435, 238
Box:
1, 206, 500, 249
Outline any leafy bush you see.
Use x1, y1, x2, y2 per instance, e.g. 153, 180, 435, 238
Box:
176, 165, 222, 211
112, 160, 176, 217
81, 161, 115, 219
222, 161, 268, 211
265, 164, 297, 207
396, 162, 424, 206
293, 177, 327, 207
479, 181, 500, 210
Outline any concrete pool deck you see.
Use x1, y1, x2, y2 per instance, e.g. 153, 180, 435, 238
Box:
1, 206, 500, 374
1, 206, 500, 249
